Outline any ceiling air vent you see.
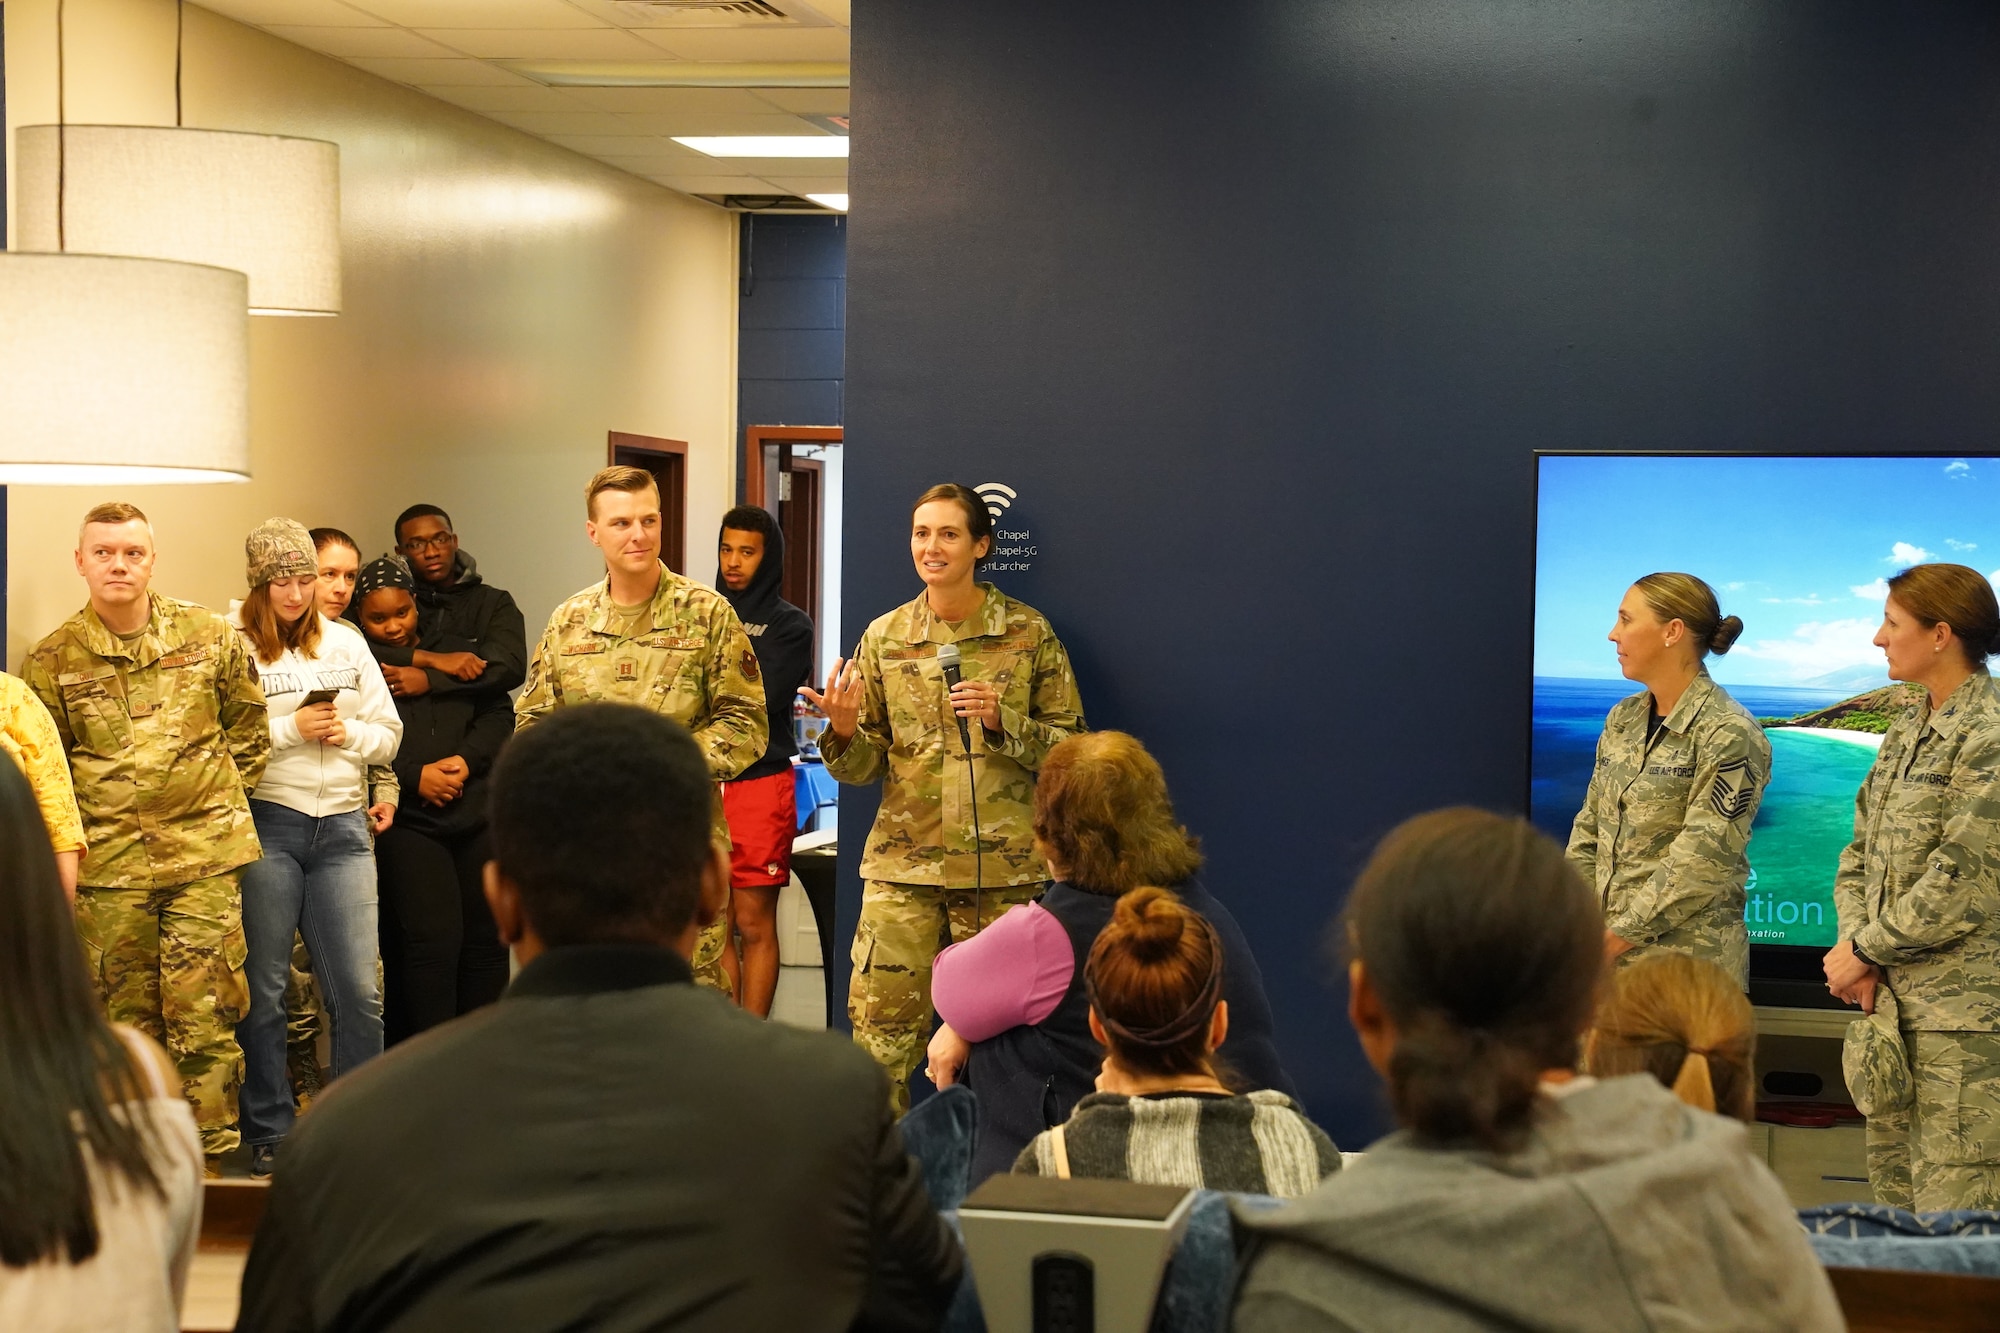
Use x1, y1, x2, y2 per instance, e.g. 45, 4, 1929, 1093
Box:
612, 0, 794, 20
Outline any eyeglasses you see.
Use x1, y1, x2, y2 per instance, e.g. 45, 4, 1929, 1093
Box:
401, 532, 456, 553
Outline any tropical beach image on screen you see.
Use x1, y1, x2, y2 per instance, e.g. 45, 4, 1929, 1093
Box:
1532, 454, 2000, 949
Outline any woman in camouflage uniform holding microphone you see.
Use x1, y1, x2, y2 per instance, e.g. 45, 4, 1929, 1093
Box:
1567, 573, 1770, 987
806, 483, 1085, 1110
1825, 562, 2000, 1211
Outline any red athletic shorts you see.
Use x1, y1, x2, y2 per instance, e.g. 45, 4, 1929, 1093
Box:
722, 769, 797, 888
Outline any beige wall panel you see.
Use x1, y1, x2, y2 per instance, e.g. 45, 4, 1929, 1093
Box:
4, 0, 738, 667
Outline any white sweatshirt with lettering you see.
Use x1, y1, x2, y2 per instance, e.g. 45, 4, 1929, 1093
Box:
228, 606, 402, 818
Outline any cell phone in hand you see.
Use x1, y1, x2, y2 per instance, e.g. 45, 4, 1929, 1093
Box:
300, 688, 339, 707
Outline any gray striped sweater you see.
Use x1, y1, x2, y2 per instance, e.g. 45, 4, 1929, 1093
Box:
1014, 1090, 1340, 1198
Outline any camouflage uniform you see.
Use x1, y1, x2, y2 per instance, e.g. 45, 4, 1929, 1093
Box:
822, 584, 1085, 1108
0, 670, 86, 855
1834, 671, 2000, 1210
516, 564, 767, 994
1566, 670, 1770, 988
23, 594, 269, 1157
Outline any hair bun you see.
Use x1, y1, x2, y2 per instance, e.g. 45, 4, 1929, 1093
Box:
1709, 615, 1744, 655
1112, 886, 1186, 964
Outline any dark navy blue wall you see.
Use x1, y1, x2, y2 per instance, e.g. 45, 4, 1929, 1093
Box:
841, 0, 2000, 1145
736, 213, 846, 480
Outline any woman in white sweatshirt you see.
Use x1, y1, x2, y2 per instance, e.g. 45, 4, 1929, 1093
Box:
231, 519, 402, 1178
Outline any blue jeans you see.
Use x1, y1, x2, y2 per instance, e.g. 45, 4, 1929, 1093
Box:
237, 801, 384, 1146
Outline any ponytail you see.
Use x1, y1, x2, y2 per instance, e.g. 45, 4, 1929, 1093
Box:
1340, 808, 1603, 1154
1586, 951, 1754, 1122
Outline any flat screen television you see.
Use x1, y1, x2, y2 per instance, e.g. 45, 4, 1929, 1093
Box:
1530, 453, 1997, 1007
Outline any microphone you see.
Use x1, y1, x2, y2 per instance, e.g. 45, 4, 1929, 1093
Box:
937, 642, 972, 753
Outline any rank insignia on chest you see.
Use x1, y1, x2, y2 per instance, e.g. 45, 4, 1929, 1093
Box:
741, 649, 760, 682
129, 698, 157, 718
617, 660, 637, 680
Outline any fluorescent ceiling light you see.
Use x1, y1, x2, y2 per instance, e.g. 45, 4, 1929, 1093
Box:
509, 61, 848, 88
673, 136, 849, 158
806, 193, 849, 211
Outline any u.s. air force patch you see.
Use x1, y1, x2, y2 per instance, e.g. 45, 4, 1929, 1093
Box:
1710, 757, 1757, 821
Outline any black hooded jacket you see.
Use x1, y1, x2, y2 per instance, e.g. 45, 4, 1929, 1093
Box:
369, 549, 527, 698
717, 524, 815, 782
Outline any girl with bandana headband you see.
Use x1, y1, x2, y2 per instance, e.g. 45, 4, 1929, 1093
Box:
354, 554, 514, 1046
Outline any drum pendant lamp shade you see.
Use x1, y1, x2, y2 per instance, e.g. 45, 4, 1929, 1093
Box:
14, 125, 341, 316
0, 253, 251, 484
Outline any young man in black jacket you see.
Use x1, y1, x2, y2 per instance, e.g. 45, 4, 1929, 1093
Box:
715, 505, 816, 1017
236, 704, 963, 1333
374, 504, 527, 700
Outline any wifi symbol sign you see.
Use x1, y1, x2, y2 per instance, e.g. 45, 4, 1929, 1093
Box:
974, 482, 1017, 522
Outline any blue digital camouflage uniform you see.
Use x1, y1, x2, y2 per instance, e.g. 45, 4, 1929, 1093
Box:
1834, 671, 2000, 1211
1566, 670, 1771, 988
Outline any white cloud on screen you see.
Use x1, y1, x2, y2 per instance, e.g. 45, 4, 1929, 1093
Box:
1947, 539, 1978, 551
1733, 618, 1883, 680
1887, 542, 1933, 565
1947, 459, 1973, 480
1852, 578, 1891, 600
1761, 595, 1832, 606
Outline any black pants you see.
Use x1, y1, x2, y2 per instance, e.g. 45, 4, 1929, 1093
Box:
375, 823, 509, 1045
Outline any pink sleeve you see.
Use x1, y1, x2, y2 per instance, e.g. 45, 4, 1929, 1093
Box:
931, 901, 1075, 1042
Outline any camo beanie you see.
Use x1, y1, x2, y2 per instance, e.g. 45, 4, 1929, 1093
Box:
246, 518, 317, 588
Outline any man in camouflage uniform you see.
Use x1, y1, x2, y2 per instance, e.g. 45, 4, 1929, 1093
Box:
817, 579, 1085, 1111
1566, 670, 1771, 987
1829, 670, 2000, 1210
23, 502, 269, 1167
516, 466, 766, 995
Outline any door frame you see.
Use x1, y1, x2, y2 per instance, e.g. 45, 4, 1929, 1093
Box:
608, 432, 689, 574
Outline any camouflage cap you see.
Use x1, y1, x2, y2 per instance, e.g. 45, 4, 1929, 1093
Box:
1843, 985, 1914, 1116
246, 517, 317, 587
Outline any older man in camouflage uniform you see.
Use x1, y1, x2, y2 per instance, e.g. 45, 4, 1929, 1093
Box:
23, 502, 269, 1167
818, 581, 1085, 1111
516, 467, 766, 995
1830, 671, 2000, 1211
1566, 670, 1771, 987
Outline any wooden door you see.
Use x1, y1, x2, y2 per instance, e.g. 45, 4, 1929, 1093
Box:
608, 432, 687, 574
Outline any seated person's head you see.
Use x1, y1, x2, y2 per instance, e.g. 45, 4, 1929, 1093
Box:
1585, 952, 1754, 1122
1086, 887, 1229, 1086
1343, 807, 1602, 1152
484, 704, 727, 958
353, 556, 419, 644
1033, 731, 1202, 895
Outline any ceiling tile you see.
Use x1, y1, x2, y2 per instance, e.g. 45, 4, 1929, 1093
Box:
196, 0, 386, 25
542, 133, 687, 157
748, 87, 849, 115
262, 25, 460, 57
413, 84, 592, 112
417, 28, 662, 59
633, 30, 849, 63
759, 174, 849, 192
341, 0, 606, 29
629, 111, 820, 137
344, 56, 539, 84
648, 174, 780, 194
479, 109, 635, 136
560, 86, 783, 116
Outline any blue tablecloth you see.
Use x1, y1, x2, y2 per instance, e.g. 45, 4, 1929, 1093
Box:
794, 760, 838, 830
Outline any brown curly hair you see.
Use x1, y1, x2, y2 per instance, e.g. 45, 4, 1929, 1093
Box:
1032, 731, 1202, 895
